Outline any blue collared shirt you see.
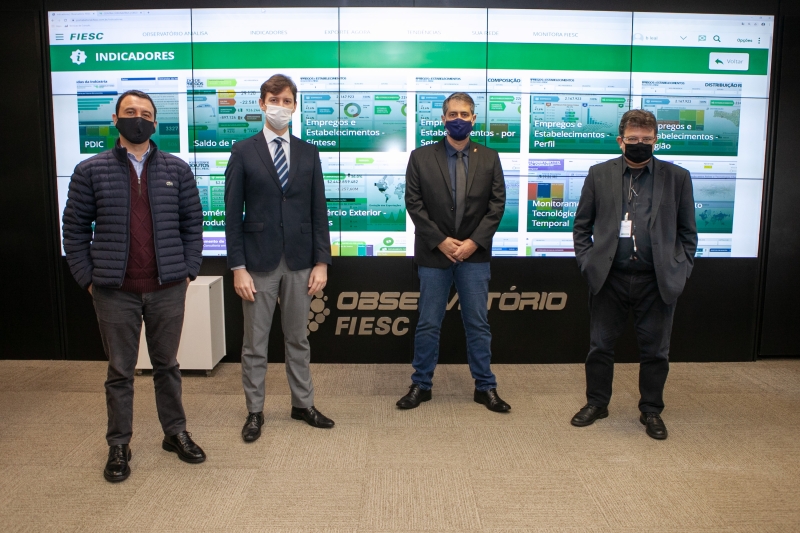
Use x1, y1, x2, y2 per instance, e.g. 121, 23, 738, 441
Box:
127, 145, 151, 178
444, 137, 469, 204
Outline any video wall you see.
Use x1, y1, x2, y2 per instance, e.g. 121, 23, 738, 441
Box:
49, 8, 775, 258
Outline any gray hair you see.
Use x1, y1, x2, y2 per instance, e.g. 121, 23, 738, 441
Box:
442, 92, 475, 116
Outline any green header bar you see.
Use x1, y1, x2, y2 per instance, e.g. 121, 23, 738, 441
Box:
340, 41, 486, 69
51, 41, 770, 76
192, 42, 338, 69
50, 43, 191, 71
632, 46, 769, 75
489, 43, 631, 71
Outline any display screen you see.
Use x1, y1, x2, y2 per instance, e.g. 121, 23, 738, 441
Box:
49, 8, 774, 258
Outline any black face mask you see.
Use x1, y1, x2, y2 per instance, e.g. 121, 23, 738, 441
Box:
624, 142, 653, 164
115, 117, 156, 145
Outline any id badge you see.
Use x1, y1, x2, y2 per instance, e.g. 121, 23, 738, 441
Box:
619, 219, 632, 238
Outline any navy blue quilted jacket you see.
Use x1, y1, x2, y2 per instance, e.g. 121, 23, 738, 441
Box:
62, 141, 203, 290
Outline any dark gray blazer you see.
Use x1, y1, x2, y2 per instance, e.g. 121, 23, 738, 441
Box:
405, 139, 506, 268
224, 132, 331, 272
573, 156, 698, 305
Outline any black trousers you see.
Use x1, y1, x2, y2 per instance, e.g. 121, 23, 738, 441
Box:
92, 283, 188, 445
586, 269, 676, 414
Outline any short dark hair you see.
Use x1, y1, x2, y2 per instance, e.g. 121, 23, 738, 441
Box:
115, 90, 157, 120
442, 92, 475, 116
618, 109, 657, 137
260, 74, 297, 103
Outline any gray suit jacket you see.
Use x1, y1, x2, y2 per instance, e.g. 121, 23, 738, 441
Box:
573, 156, 698, 305
405, 139, 506, 268
224, 132, 331, 272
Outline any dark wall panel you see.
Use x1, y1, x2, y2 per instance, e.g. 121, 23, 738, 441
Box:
760, 8, 800, 356
190, 257, 758, 365
62, 259, 104, 360
0, 10, 63, 360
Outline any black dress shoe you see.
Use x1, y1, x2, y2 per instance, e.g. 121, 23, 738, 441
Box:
474, 388, 511, 412
291, 406, 335, 428
104, 444, 131, 483
242, 412, 264, 443
162, 431, 207, 463
640, 412, 668, 440
571, 404, 609, 427
396, 384, 432, 409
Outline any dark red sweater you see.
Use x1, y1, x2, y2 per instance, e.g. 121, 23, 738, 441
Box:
120, 160, 180, 293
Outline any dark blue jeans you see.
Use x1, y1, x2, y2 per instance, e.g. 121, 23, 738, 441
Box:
586, 269, 676, 414
412, 261, 497, 392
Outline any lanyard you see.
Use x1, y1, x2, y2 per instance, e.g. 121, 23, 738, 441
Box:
626, 168, 645, 254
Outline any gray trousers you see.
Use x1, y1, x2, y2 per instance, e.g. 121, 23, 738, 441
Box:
242, 256, 315, 412
92, 283, 188, 445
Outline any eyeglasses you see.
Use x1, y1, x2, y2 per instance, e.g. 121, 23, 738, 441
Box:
622, 136, 656, 145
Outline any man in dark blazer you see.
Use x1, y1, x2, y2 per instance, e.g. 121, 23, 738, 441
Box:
397, 92, 510, 412
225, 74, 334, 441
571, 109, 698, 439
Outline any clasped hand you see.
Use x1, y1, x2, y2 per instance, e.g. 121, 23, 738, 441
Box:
437, 237, 478, 263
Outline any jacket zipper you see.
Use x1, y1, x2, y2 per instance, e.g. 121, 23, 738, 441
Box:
145, 153, 163, 285
119, 158, 132, 288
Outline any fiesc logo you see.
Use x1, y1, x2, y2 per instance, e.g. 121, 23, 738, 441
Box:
70, 33, 104, 40
305, 289, 568, 337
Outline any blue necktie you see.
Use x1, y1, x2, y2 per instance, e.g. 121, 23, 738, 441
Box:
273, 138, 289, 191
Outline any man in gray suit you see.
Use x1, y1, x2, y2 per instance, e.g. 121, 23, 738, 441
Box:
225, 74, 334, 441
397, 92, 510, 412
570, 109, 697, 439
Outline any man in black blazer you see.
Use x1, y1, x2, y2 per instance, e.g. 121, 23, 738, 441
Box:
397, 92, 510, 412
571, 109, 698, 439
225, 74, 334, 441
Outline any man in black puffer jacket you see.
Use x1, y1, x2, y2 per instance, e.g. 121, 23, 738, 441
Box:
62, 90, 206, 483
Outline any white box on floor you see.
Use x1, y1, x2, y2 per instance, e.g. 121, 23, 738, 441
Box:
136, 276, 225, 373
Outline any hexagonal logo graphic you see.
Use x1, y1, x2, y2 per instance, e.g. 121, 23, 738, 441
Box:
307, 290, 330, 336
70, 49, 87, 65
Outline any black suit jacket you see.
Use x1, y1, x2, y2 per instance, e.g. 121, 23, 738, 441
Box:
573, 156, 698, 305
405, 139, 506, 268
224, 132, 331, 272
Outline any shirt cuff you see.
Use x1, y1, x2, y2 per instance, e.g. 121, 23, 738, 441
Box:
231, 265, 246, 270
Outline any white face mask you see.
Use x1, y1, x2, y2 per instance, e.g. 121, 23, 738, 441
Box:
264, 105, 293, 131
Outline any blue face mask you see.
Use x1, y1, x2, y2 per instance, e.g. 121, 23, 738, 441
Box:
445, 118, 473, 141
